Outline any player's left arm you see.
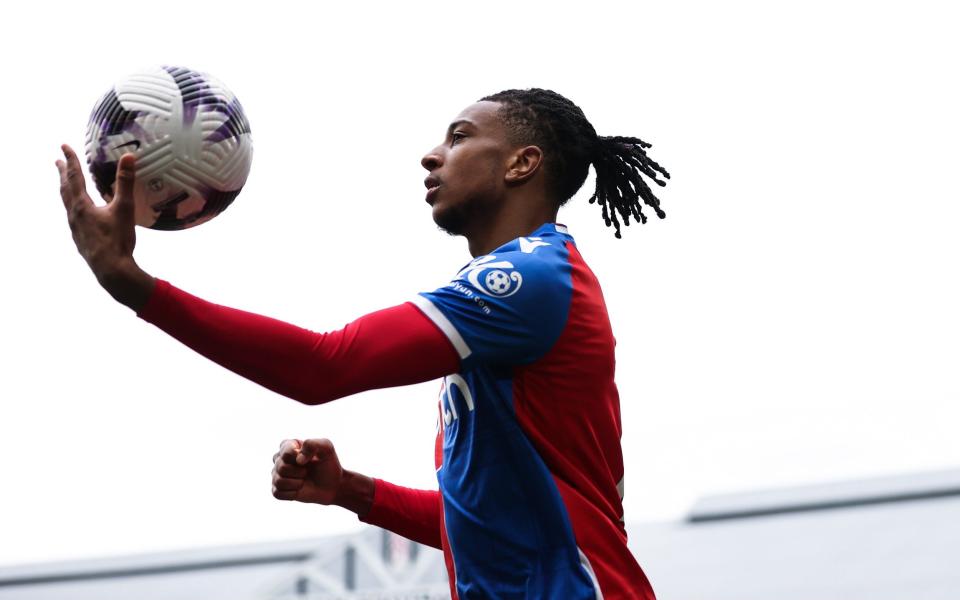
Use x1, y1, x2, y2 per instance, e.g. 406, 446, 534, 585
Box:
139, 280, 460, 404
57, 145, 155, 310
58, 145, 460, 403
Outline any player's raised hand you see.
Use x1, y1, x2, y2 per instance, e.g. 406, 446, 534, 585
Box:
56, 144, 154, 310
271, 438, 344, 505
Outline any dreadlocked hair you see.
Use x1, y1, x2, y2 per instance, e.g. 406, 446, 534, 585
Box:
480, 88, 670, 238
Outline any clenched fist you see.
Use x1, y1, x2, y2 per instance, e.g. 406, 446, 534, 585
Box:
270, 438, 375, 516
271, 438, 344, 505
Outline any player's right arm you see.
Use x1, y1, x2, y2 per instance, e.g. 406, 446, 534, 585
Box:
272, 439, 442, 549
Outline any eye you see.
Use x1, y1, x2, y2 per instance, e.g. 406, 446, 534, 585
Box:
451, 132, 466, 145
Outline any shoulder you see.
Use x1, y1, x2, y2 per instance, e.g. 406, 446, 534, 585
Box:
456, 229, 574, 300
416, 226, 578, 366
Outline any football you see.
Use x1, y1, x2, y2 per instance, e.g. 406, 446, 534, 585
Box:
485, 270, 511, 294
84, 66, 253, 230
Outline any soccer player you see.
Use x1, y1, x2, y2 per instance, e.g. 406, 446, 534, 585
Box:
57, 89, 669, 599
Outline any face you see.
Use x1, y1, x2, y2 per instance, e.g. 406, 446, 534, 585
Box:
421, 101, 514, 236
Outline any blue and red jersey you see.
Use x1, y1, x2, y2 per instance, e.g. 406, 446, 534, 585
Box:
410, 223, 651, 598
138, 223, 654, 599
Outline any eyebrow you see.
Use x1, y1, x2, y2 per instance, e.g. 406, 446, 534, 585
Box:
446, 119, 476, 135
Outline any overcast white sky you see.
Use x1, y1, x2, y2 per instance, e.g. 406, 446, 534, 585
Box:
1, 0, 958, 568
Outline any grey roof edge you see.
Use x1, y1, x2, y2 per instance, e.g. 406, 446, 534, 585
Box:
0, 529, 374, 587
687, 466, 960, 522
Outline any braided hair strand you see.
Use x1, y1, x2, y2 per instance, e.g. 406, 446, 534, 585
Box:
480, 88, 670, 238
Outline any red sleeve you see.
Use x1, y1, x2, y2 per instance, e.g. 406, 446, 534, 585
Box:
137, 279, 460, 404
360, 479, 442, 549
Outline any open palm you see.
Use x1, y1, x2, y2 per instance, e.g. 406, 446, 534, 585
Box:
56, 144, 153, 309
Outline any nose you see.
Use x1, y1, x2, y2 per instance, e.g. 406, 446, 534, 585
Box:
421, 146, 443, 171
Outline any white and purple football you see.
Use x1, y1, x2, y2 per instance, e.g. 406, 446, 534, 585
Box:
84, 66, 253, 230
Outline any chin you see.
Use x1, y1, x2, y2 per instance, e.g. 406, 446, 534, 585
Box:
432, 203, 468, 237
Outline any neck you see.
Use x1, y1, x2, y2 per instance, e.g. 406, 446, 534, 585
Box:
465, 200, 559, 257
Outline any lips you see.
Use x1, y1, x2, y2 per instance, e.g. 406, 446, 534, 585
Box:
424, 175, 441, 203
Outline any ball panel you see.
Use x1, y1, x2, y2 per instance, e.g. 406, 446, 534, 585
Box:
151, 188, 242, 231
114, 67, 179, 116
83, 65, 253, 230
89, 159, 117, 198
89, 89, 140, 137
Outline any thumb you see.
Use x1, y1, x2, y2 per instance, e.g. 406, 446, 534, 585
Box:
113, 153, 137, 221
297, 438, 333, 465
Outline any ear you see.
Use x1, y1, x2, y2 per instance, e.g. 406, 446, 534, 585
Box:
504, 145, 543, 185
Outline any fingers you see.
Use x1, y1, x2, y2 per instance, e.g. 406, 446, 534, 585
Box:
273, 441, 307, 476
272, 472, 304, 501
57, 145, 93, 215
113, 153, 137, 220
272, 442, 308, 501
62, 145, 88, 199
271, 438, 335, 502
273, 439, 302, 464
275, 463, 307, 478
56, 159, 69, 208
273, 475, 305, 490
297, 438, 334, 465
